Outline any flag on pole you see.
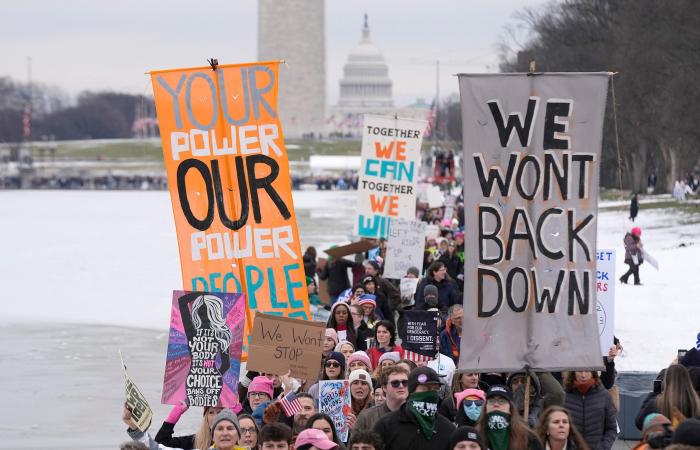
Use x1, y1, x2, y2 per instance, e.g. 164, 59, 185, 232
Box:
279, 391, 303, 417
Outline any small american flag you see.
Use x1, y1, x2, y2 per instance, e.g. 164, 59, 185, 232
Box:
403, 350, 433, 363
279, 391, 303, 416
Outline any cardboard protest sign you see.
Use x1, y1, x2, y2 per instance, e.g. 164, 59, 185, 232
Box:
458, 73, 608, 372
150, 61, 311, 356
120, 351, 153, 432
323, 240, 377, 259
401, 310, 440, 357
355, 115, 427, 238
247, 313, 325, 382
162, 291, 245, 407
384, 219, 427, 279
400, 277, 419, 305
319, 380, 351, 442
596, 249, 615, 356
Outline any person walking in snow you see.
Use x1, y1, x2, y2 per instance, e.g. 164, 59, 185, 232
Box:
620, 227, 643, 285
629, 193, 639, 222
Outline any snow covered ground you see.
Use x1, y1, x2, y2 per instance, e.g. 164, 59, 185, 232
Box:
0, 190, 698, 371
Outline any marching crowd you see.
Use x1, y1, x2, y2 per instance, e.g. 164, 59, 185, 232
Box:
121, 193, 700, 450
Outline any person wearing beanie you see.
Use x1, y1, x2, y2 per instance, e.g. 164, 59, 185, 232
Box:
620, 226, 643, 285
631, 413, 672, 450
210, 408, 244, 450
245, 376, 274, 414
670, 418, 700, 448
349, 368, 374, 415
367, 320, 404, 369
374, 367, 455, 450
449, 426, 484, 450
477, 385, 543, 450
453, 388, 486, 427
324, 328, 340, 355
358, 293, 383, 327
377, 351, 401, 368
406, 266, 421, 278
308, 352, 347, 402
328, 301, 362, 350
361, 276, 391, 324
348, 350, 373, 373
414, 261, 460, 312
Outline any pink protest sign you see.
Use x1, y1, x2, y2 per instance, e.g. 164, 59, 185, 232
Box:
162, 291, 245, 407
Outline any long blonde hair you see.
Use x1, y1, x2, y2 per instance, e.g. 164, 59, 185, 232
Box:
194, 407, 216, 450
656, 364, 700, 422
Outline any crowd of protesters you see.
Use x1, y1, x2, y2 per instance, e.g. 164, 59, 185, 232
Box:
121, 191, 700, 450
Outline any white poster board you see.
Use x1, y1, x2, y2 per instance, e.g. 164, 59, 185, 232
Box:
596, 249, 615, 356
384, 219, 427, 279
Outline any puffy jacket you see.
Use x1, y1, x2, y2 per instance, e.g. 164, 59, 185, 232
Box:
414, 277, 461, 312
564, 384, 618, 450
319, 258, 360, 296
374, 403, 455, 450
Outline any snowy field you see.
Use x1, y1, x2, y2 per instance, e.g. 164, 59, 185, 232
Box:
0, 190, 698, 371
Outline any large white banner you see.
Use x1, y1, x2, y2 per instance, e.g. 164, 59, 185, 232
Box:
596, 249, 615, 356
355, 115, 427, 238
458, 73, 608, 372
384, 219, 427, 279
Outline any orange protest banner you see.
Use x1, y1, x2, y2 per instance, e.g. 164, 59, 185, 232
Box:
150, 61, 310, 356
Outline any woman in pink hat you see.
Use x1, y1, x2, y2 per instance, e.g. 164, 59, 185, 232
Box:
454, 388, 486, 427
620, 227, 643, 285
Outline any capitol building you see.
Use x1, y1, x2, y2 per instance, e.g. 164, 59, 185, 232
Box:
326, 15, 430, 137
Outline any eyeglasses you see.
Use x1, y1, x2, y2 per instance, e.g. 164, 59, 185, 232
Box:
464, 399, 484, 407
389, 379, 409, 388
240, 427, 257, 434
249, 392, 269, 399
325, 361, 341, 368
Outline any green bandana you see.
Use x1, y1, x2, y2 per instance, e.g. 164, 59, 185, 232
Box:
486, 410, 510, 450
407, 390, 439, 440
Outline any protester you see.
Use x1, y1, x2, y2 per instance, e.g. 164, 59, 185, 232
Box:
668, 417, 700, 449
123, 405, 172, 450
291, 393, 318, 436
154, 402, 223, 450
350, 369, 374, 416
355, 366, 410, 433
476, 385, 543, 450
245, 376, 275, 415
374, 367, 456, 450
296, 428, 340, 450
414, 261, 461, 312
325, 328, 340, 356
361, 276, 391, 321
680, 332, 700, 368
536, 406, 590, 450
308, 352, 347, 402
563, 372, 617, 450
306, 413, 348, 450
636, 364, 700, 429
210, 409, 243, 450
632, 413, 672, 450
373, 386, 386, 407
449, 426, 484, 450
358, 294, 383, 328
348, 350, 374, 374
239, 414, 260, 450
453, 388, 486, 427
304, 247, 318, 278
320, 254, 362, 303
439, 372, 484, 421
328, 302, 361, 349
363, 260, 400, 314
348, 430, 384, 450
620, 227, 643, 285
259, 422, 293, 450
438, 240, 463, 289
630, 193, 639, 222
367, 320, 404, 368
349, 303, 372, 351
337, 341, 357, 365
440, 305, 463, 364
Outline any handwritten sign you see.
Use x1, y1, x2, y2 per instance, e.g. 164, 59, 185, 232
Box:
162, 291, 245, 407
120, 351, 153, 432
355, 115, 427, 238
401, 310, 440, 357
458, 73, 608, 372
150, 61, 311, 358
596, 249, 615, 356
384, 219, 427, 279
319, 380, 351, 442
400, 277, 419, 306
247, 313, 325, 382
425, 224, 440, 240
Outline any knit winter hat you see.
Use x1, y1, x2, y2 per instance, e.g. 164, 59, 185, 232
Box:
335, 341, 355, 353
631, 226, 642, 236
348, 368, 372, 386
248, 376, 274, 399
454, 388, 486, 408
211, 408, 240, 432
671, 418, 700, 446
406, 266, 420, 278
642, 413, 671, 436
424, 284, 439, 299
325, 328, 339, 345
347, 351, 372, 370
358, 294, 377, 308
378, 351, 401, 365
449, 426, 483, 450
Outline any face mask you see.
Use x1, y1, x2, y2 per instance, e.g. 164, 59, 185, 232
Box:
407, 390, 439, 440
463, 400, 482, 422
486, 410, 510, 450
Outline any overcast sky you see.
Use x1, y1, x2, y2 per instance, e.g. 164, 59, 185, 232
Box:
1, 0, 545, 105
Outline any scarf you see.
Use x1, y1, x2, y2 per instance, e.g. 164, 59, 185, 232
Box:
486, 410, 511, 450
574, 378, 596, 395
407, 390, 439, 440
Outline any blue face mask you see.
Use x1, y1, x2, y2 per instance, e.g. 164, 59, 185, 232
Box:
463, 400, 482, 422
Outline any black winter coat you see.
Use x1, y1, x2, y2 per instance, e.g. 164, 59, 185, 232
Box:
564, 384, 618, 450
681, 347, 700, 368
319, 258, 359, 296
414, 277, 461, 312
155, 421, 194, 449
635, 392, 659, 430
374, 403, 455, 450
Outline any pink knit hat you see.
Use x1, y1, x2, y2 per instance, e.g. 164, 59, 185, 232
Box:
454, 388, 486, 408
248, 376, 274, 399
347, 350, 372, 370
325, 328, 339, 345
